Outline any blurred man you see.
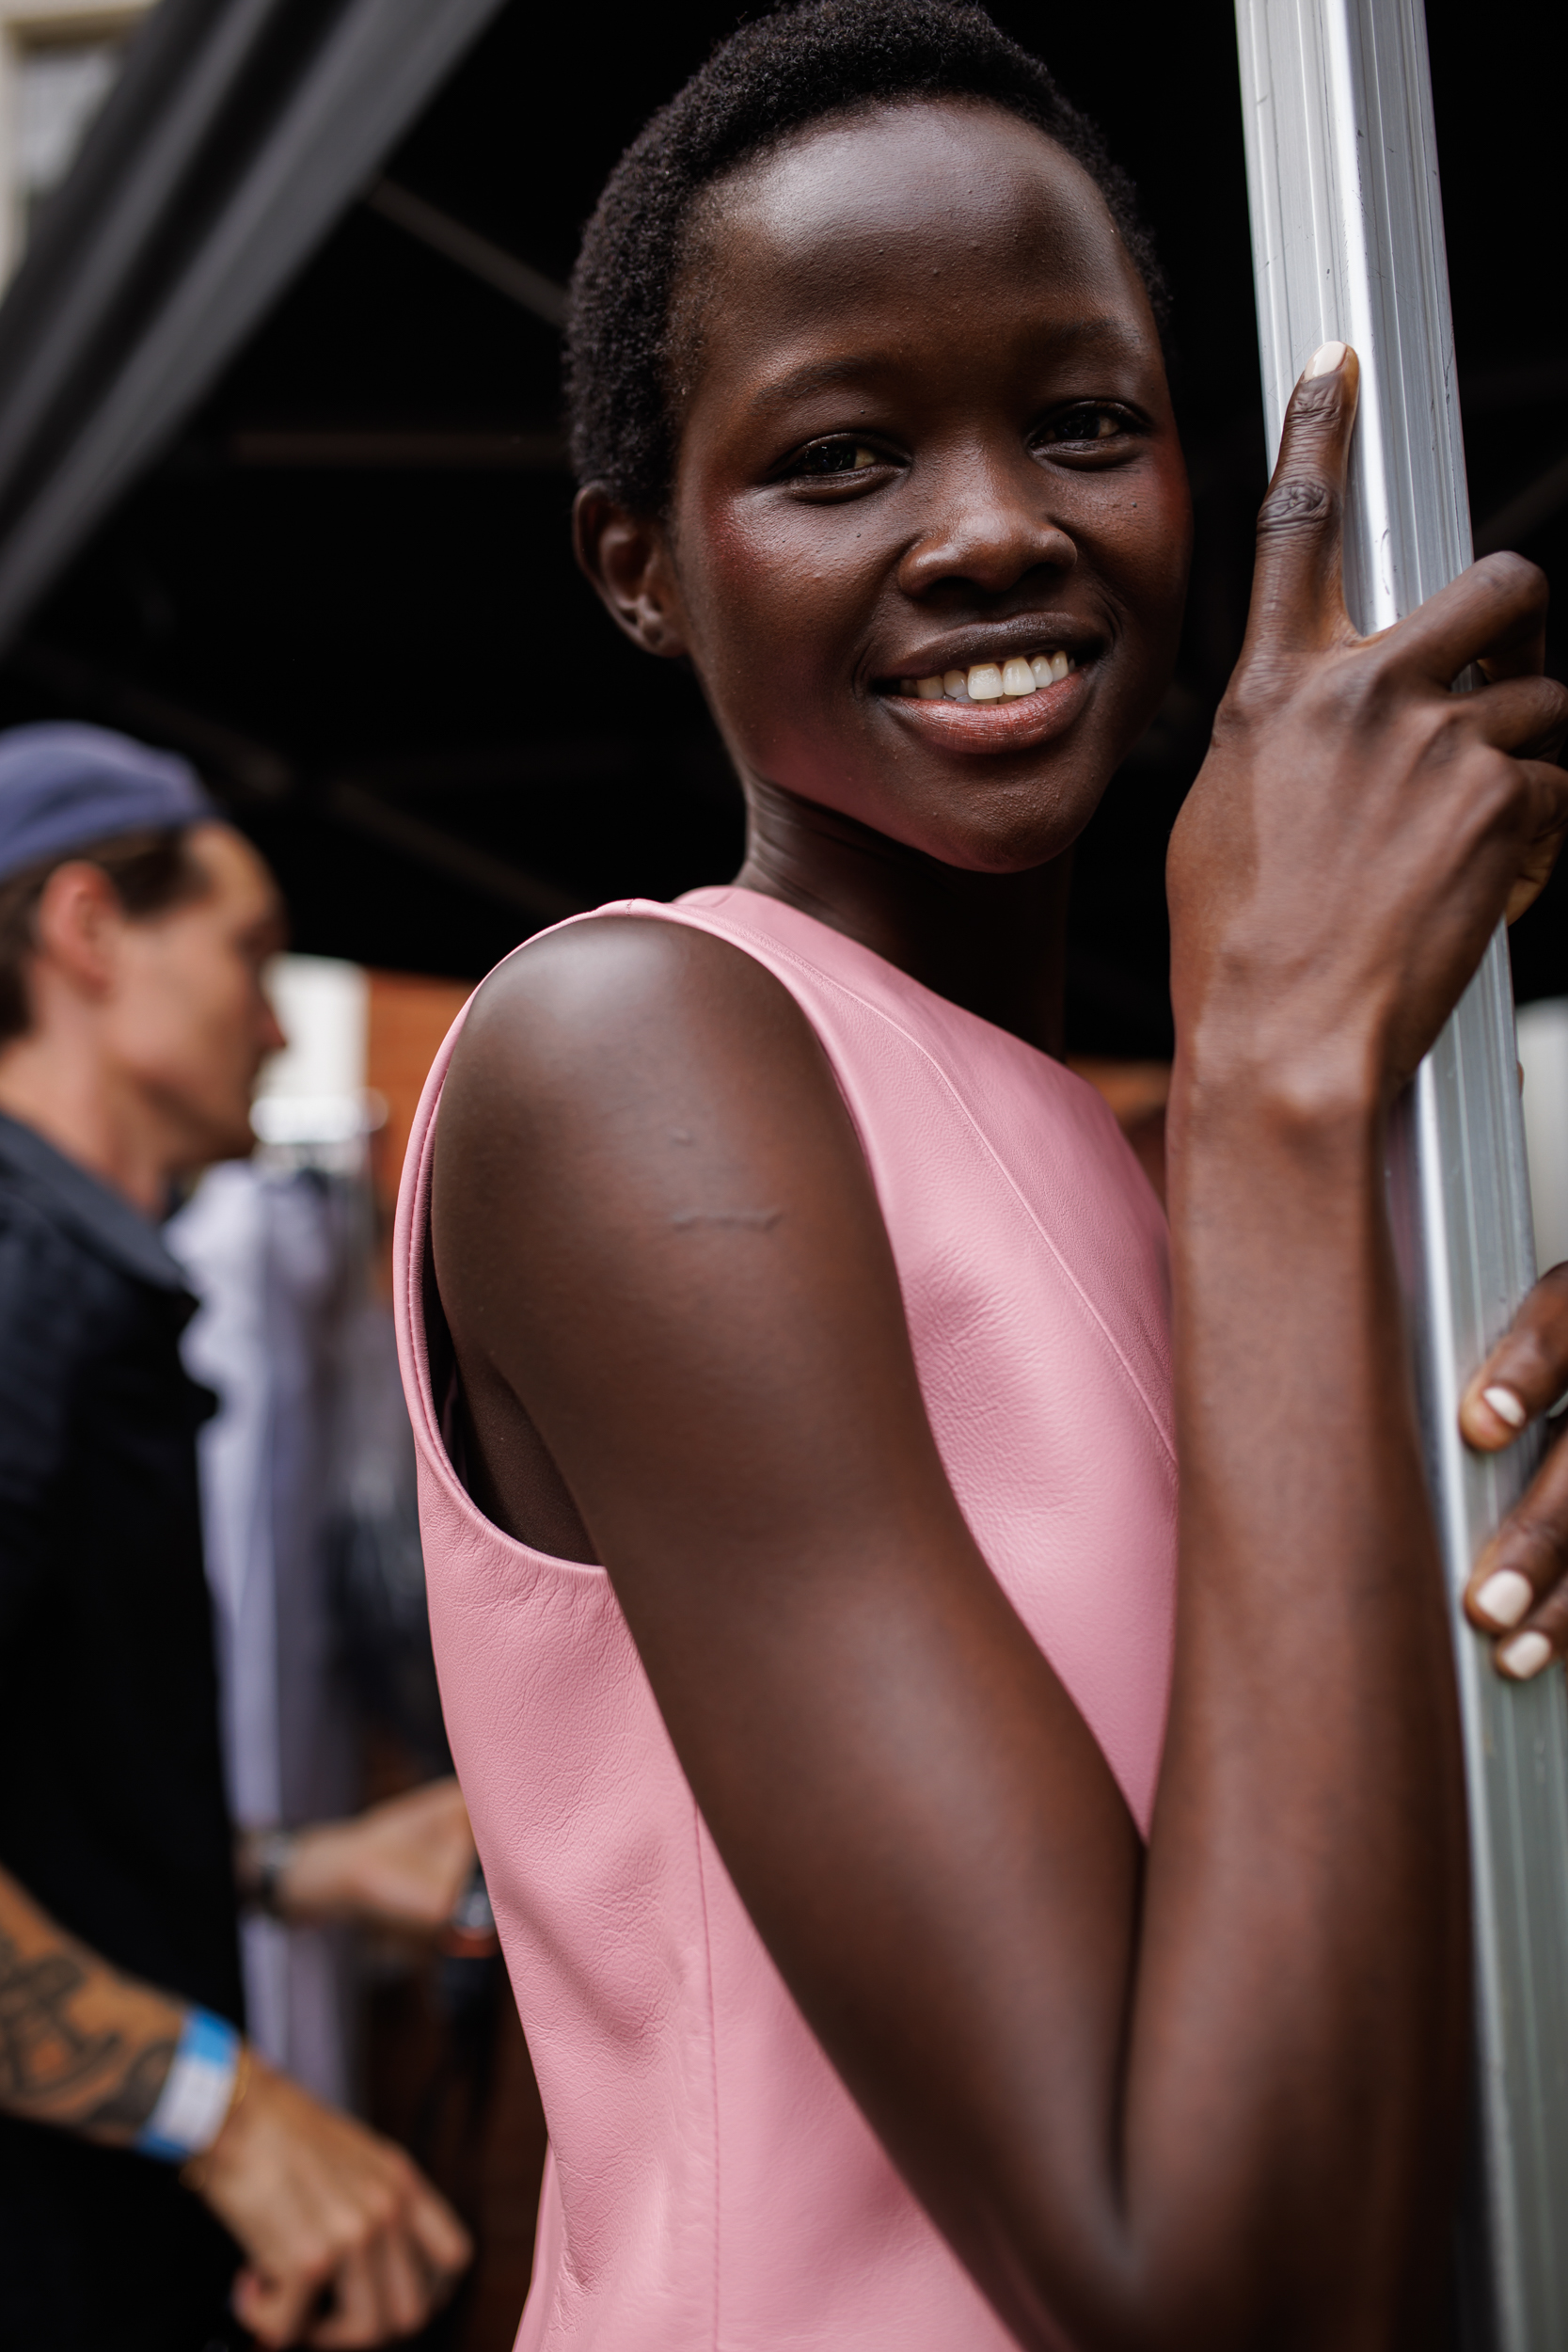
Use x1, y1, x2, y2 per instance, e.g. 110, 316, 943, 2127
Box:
0, 724, 472, 2350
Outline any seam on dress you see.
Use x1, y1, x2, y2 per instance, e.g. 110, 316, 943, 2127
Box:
691, 1804, 722, 2351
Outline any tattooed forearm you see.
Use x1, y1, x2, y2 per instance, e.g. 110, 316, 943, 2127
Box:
0, 1877, 184, 2144
0, 1928, 122, 2108
81, 2037, 177, 2132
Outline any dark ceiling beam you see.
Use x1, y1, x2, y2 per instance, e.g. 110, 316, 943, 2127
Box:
364, 177, 566, 329
8, 638, 293, 802
227, 427, 566, 468
326, 784, 581, 922
0, 0, 513, 656
14, 633, 579, 922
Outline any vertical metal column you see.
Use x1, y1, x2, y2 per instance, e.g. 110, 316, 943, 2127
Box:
1233, 4, 1568, 2343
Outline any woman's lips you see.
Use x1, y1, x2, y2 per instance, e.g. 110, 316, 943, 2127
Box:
879, 660, 1094, 755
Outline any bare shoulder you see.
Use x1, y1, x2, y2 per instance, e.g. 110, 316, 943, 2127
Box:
438, 912, 846, 1171
429, 905, 915, 1563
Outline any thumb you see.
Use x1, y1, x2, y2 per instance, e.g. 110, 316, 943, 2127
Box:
232, 2261, 320, 2349
1243, 341, 1360, 661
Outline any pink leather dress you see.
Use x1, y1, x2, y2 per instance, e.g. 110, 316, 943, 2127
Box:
395, 887, 1178, 2349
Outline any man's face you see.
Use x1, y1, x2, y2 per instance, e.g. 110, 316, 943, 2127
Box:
104, 822, 287, 1169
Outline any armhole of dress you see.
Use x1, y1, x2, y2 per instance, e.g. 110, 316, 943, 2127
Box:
420, 1205, 468, 1486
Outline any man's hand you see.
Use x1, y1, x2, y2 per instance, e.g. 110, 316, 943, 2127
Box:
191, 2057, 472, 2348
1461, 1263, 1568, 1675
245, 1779, 476, 1938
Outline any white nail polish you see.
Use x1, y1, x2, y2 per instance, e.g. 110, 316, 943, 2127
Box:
1498, 1629, 1553, 1680
1305, 339, 1346, 380
1482, 1384, 1528, 1430
1475, 1569, 1534, 1629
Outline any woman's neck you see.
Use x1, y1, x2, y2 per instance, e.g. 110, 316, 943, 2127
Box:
733, 781, 1072, 1057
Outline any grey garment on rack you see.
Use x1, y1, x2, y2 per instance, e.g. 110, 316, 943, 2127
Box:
167, 1158, 362, 2106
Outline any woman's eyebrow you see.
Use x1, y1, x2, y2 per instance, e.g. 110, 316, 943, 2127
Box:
749, 356, 891, 414
748, 317, 1149, 416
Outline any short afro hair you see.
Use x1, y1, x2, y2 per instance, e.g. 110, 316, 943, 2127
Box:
565, 0, 1168, 516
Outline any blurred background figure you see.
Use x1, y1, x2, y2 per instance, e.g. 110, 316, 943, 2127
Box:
0, 720, 473, 2349
166, 951, 461, 2112
164, 944, 543, 2352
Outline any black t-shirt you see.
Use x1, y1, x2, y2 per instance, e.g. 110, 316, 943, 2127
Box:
0, 1112, 245, 2350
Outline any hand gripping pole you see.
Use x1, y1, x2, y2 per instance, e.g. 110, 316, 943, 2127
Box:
1233, 3, 1568, 2340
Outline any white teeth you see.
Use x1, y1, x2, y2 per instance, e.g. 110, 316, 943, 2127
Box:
914, 650, 1080, 704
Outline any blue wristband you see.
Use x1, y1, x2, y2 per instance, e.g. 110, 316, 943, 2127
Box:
134, 2008, 241, 2163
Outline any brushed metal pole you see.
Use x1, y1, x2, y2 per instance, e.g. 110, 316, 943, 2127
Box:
1233, 4, 1568, 2342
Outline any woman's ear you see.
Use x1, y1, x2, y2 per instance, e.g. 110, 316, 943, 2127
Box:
573, 485, 690, 660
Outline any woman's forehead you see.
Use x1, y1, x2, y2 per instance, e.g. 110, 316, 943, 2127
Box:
707, 100, 1130, 290
679, 101, 1155, 410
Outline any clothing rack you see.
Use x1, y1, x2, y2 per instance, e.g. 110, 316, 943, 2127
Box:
1233, 3, 1568, 2339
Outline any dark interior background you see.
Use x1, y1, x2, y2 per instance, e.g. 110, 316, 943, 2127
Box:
0, 0, 1560, 1054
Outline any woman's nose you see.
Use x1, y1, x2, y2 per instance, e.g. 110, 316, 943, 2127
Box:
896, 453, 1077, 598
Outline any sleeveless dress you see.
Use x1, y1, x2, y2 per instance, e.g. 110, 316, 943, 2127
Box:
395, 887, 1178, 2351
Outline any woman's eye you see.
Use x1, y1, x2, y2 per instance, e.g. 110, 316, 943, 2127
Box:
797, 440, 880, 477
1040, 406, 1129, 447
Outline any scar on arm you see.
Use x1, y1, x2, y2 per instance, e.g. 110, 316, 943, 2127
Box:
669, 1208, 784, 1232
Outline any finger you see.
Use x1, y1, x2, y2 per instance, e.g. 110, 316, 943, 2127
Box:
1453, 673, 1568, 765
1492, 1552, 1568, 1684
305, 2247, 384, 2350
1492, 749, 1568, 928
368, 2226, 436, 2339
1505, 814, 1567, 926
1243, 340, 1359, 658
406, 2179, 474, 2283
1460, 1263, 1568, 1447
1465, 1431, 1568, 1665
233, 2262, 322, 2351
1378, 548, 1553, 691
1477, 609, 1547, 686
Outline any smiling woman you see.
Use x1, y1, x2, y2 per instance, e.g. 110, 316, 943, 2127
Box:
396, 5, 1568, 2349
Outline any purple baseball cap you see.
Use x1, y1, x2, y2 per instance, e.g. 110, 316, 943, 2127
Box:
0, 723, 216, 886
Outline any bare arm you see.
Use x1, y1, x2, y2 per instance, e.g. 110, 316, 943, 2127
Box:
237, 1778, 476, 1937
0, 1858, 470, 2346
0, 1857, 185, 2143
434, 358, 1568, 2348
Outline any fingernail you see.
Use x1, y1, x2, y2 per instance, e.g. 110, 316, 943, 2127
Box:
1474, 1568, 1534, 1628
1498, 1629, 1553, 1680
1482, 1383, 1529, 1430
1305, 340, 1346, 380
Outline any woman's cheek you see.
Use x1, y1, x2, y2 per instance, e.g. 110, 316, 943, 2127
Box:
688, 504, 866, 740
1119, 466, 1194, 620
